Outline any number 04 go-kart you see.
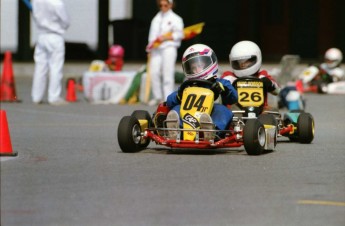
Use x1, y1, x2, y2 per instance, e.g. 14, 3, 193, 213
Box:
232, 77, 315, 144
118, 79, 280, 155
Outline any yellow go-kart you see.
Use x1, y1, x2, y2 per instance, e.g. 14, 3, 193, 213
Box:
118, 79, 277, 155
232, 77, 314, 144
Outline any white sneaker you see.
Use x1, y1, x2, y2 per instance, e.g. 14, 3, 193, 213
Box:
49, 99, 69, 106
166, 110, 180, 139
147, 99, 161, 106
200, 113, 215, 141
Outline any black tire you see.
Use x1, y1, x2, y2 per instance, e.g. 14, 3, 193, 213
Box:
297, 113, 315, 143
131, 110, 152, 126
117, 116, 144, 153
243, 119, 266, 155
131, 110, 152, 148
317, 82, 327, 94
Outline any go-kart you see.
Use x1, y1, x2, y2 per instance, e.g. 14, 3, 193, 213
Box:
117, 79, 277, 155
232, 77, 315, 143
297, 65, 345, 94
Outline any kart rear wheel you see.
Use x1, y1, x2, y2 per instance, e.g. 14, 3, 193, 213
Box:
131, 110, 152, 148
243, 119, 266, 155
117, 116, 144, 153
297, 113, 314, 143
316, 81, 327, 94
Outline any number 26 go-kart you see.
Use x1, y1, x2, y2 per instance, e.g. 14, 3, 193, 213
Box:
118, 79, 279, 155
232, 77, 315, 144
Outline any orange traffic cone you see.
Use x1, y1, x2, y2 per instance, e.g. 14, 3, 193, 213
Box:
66, 78, 77, 102
0, 51, 20, 102
0, 110, 17, 156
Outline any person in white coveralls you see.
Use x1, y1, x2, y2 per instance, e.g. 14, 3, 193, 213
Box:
31, 0, 70, 105
146, 0, 184, 106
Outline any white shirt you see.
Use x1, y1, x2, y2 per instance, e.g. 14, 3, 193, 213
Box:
32, 0, 70, 35
148, 9, 184, 49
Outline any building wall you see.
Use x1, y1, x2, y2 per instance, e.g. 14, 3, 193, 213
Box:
131, 0, 344, 62
2, 0, 344, 62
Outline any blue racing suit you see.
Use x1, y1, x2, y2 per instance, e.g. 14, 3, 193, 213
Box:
166, 78, 238, 130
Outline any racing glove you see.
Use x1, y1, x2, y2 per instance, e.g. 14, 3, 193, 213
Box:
261, 77, 275, 92
211, 82, 230, 95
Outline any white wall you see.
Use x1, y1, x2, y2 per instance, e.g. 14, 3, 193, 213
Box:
0, 0, 18, 52
1, 0, 132, 53
110, 0, 132, 20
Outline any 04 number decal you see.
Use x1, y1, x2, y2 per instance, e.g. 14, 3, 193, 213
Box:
183, 94, 206, 111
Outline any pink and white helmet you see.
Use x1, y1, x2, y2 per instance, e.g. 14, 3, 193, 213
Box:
182, 44, 218, 80
324, 48, 343, 68
108, 45, 125, 58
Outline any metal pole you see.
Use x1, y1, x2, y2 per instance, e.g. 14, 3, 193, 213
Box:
97, 0, 109, 59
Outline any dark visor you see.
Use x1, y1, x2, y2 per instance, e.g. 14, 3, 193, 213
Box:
231, 56, 257, 70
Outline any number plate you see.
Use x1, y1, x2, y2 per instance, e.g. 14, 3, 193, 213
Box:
180, 87, 214, 141
237, 81, 264, 107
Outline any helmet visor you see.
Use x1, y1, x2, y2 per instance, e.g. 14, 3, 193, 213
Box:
231, 55, 257, 70
183, 56, 213, 75
325, 58, 338, 68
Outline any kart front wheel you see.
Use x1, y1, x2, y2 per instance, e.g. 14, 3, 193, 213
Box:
243, 119, 266, 155
297, 113, 314, 143
117, 116, 145, 153
131, 110, 152, 148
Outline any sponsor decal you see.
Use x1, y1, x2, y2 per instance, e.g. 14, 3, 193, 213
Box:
182, 113, 200, 128
237, 81, 263, 88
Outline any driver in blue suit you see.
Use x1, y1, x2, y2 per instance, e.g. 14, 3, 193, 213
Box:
165, 44, 237, 139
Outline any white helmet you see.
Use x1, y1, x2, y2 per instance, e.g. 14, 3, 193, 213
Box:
229, 40, 262, 77
182, 44, 218, 80
324, 48, 343, 68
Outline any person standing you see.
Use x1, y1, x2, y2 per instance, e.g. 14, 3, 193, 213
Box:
146, 0, 184, 106
31, 0, 70, 105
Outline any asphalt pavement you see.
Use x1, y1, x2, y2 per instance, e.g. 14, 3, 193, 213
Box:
1, 63, 345, 226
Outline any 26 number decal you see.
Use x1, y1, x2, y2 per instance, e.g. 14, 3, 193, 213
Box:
239, 91, 262, 102
237, 88, 264, 107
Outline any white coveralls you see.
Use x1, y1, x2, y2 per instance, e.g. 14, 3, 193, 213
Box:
148, 9, 184, 102
31, 0, 70, 103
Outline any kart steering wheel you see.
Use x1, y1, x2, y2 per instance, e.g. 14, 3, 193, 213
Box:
178, 79, 220, 100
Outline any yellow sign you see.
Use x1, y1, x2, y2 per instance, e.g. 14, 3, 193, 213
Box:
237, 81, 264, 107
180, 87, 214, 141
